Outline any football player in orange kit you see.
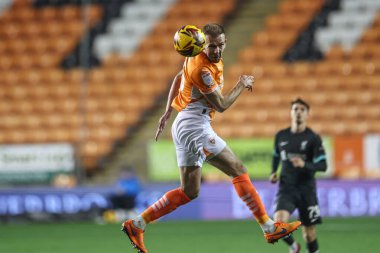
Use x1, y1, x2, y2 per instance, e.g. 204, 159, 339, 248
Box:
121, 23, 301, 253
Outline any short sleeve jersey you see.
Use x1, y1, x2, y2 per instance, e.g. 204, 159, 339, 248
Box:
171, 52, 224, 119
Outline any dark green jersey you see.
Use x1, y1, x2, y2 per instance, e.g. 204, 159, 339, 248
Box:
272, 127, 327, 188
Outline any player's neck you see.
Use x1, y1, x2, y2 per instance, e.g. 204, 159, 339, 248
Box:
291, 123, 306, 133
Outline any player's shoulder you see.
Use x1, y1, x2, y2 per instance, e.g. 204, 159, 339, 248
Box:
190, 53, 220, 73
305, 127, 322, 140
275, 127, 291, 137
187, 53, 208, 67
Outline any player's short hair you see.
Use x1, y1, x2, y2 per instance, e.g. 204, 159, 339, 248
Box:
202, 23, 225, 37
291, 98, 310, 110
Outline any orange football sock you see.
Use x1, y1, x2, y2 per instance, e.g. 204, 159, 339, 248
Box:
141, 188, 191, 223
232, 173, 270, 224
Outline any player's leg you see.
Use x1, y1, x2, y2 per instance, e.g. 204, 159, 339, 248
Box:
140, 165, 200, 224
274, 210, 301, 253
302, 225, 319, 253
208, 146, 301, 243
122, 166, 200, 253
298, 192, 322, 253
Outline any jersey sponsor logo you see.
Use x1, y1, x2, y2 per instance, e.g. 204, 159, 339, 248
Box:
201, 71, 214, 88
288, 153, 307, 160
280, 141, 288, 147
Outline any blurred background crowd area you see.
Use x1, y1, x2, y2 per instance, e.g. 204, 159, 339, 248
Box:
0, 0, 379, 189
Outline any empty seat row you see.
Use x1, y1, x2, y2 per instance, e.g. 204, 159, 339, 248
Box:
0, 21, 85, 38
0, 37, 77, 54
0, 5, 102, 23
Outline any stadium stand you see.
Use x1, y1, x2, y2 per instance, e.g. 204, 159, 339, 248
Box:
0, 0, 238, 175
1, 0, 379, 180
213, 0, 380, 139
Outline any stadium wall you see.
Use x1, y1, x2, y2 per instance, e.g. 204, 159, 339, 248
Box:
1, 180, 379, 221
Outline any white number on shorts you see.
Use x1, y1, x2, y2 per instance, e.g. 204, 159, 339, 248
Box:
308, 205, 320, 223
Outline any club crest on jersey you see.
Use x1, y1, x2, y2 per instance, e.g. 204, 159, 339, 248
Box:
201, 71, 214, 88
209, 137, 216, 144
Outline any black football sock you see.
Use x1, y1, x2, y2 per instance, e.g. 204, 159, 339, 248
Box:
283, 235, 295, 246
307, 239, 318, 253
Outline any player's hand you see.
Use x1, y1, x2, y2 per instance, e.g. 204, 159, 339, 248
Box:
239, 75, 254, 92
155, 110, 172, 141
269, 173, 278, 184
290, 157, 305, 168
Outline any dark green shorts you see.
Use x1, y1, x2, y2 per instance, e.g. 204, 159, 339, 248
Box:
275, 188, 322, 226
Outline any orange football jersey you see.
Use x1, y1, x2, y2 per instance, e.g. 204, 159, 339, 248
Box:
171, 52, 224, 119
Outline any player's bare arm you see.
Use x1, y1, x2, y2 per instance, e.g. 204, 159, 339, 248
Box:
204, 75, 254, 112
155, 70, 183, 141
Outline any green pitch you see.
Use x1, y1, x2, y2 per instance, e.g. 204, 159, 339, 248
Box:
1, 217, 379, 253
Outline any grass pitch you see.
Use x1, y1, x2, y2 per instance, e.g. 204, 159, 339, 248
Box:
1, 217, 379, 253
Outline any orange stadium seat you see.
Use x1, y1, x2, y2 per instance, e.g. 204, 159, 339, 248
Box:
7, 40, 28, 54
38, 22, 63, 37
87, 126, 126, 141
313, 61, 347, 76
338, 75, 364, 89
369, 121, 380, 133
80, 140, 112, 157
362, 75, 380, 89
60, 113, 81, 128
89, 68, 111, 83
350, 44, 371, 59
361, 28, 380, 43
38, 7, 59, 21
60, 5, 81, 20
0, 55, 14, 70
12, 8, 36, 22
373, 13, 380, 27
40, 69, 66, 84
325, 46, 347, 60
279, 0, 323, 14
292, 77, 318, 92
266, 14, 311, 33
33, 99, 57, 113
252, 30, 298, 49
0, 42, 8, 54
3, 129, 28, 144
239, 47, 283, 63
17, 70, 40, 84
25, 38, 50, 53
65, 69, 85, 83
11, 0, 33, 9
21, 22, 42, 37
310, 106, 338, 121
313, 76, 342, 91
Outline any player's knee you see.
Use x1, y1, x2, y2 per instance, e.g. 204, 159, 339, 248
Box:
302, 228, 316, 242
230, 162, 247, 177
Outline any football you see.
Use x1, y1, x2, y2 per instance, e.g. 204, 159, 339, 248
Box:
173, 25, 206, 57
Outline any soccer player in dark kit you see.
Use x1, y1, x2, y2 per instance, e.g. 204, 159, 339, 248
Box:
270, 98, 327, 253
